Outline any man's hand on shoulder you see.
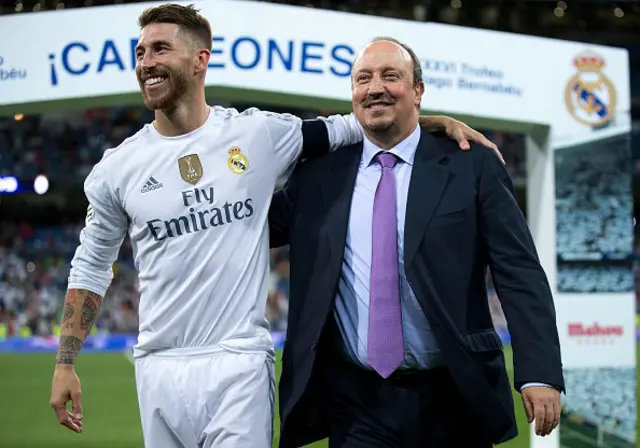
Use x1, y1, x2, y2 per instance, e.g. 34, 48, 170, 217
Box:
521, 385, 562, 437
418, 115, 505, 164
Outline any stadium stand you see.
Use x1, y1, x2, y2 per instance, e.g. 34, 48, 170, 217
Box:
0, 102, 527, 337
555, 136, 633, 260
1, 104, 638, 335
558, 264, 634, 294
0, 3, 638, 448
0, 216, 289, 336
562, 368, 637, 444
0, 0, 637, 344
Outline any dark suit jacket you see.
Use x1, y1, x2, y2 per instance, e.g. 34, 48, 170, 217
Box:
268, 129, 564, 447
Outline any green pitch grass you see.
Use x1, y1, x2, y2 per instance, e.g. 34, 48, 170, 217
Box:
0, 347, 637, 448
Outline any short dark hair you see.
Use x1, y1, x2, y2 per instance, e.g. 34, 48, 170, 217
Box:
138, 3, 212, 51
369, 36, 423, 87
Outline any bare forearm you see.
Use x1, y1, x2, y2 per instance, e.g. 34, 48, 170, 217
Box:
56, 289, 103, 365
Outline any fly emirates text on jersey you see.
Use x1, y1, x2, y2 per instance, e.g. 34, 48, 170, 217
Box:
145, 186, 254, 241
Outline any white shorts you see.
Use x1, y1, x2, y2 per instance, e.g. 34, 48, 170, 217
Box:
134, 350, 275, 448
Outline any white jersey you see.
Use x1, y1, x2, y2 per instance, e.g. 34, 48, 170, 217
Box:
68, 106, 362, 358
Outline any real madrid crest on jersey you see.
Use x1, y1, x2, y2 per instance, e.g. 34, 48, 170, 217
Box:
227, 147, 249, 174
178, 154, 203, 185
564, 51, 617, 127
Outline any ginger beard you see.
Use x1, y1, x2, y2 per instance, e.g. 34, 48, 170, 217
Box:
138, 65, 190, 111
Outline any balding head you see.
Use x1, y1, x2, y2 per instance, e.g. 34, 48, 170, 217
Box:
353, 37, 423, 87
351, 37, 425, 149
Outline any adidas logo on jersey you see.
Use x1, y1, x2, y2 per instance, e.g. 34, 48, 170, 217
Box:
141, 177, 163, 193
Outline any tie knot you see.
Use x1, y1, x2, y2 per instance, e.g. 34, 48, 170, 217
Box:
376, 152, 398, 169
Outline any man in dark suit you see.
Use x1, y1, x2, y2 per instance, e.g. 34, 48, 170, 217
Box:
268, 37, 564, 447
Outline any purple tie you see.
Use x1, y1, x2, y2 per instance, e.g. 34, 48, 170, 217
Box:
368, 152, 404, 378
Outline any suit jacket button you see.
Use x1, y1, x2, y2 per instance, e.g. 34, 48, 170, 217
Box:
310, 343, 317, 351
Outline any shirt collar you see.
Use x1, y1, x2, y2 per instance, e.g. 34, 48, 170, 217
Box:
362, 124, 420, 168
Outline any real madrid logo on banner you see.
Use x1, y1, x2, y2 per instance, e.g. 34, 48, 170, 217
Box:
564, 50, 617, 127
227, 147, 249, 174
178, 154, 203, 185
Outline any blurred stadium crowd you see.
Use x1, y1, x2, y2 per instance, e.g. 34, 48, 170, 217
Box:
0, 3, 637, 448
555, 137, 635, 295
0, 103, 636, 337
562, 368, 637, 443
0, 104, 530, 337
0, 3, 638, 447
0, 216, 292, 336
0, 0, 638, 339
555, 141, 633, 260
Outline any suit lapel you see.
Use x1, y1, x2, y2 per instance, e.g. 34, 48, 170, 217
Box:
404, 130, 451, 269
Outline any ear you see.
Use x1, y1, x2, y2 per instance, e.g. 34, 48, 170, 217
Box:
194, 49, 210, 75
414, 81, 425, 108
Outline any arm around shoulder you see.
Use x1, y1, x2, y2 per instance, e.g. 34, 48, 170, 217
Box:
300, 113, 363, 159
259, 109, 362, 176
477, 146, 564, 392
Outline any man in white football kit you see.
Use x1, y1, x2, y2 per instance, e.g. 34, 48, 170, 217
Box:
49, 4, 499, 448
78, 106, 363, 447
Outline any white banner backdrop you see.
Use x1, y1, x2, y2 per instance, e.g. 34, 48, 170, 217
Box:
0, 0, 631, 140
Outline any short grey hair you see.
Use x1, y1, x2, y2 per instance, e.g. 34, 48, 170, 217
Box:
360, 36, 423, 87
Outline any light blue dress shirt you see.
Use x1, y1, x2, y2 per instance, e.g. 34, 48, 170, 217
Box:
331, 124, 548, 390
332, 124, 443, 371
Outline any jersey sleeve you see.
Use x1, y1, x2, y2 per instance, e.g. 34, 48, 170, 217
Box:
260, 110, 305, 175
316, 112, 364, 150
67, 157, 128, 297
261, 110, 364, 175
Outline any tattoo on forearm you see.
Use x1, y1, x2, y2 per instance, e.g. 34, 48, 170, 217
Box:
81, 296, 100, 335
56, 336, 84, 364
63, 303, 74, 323
56, 289, 103, 365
